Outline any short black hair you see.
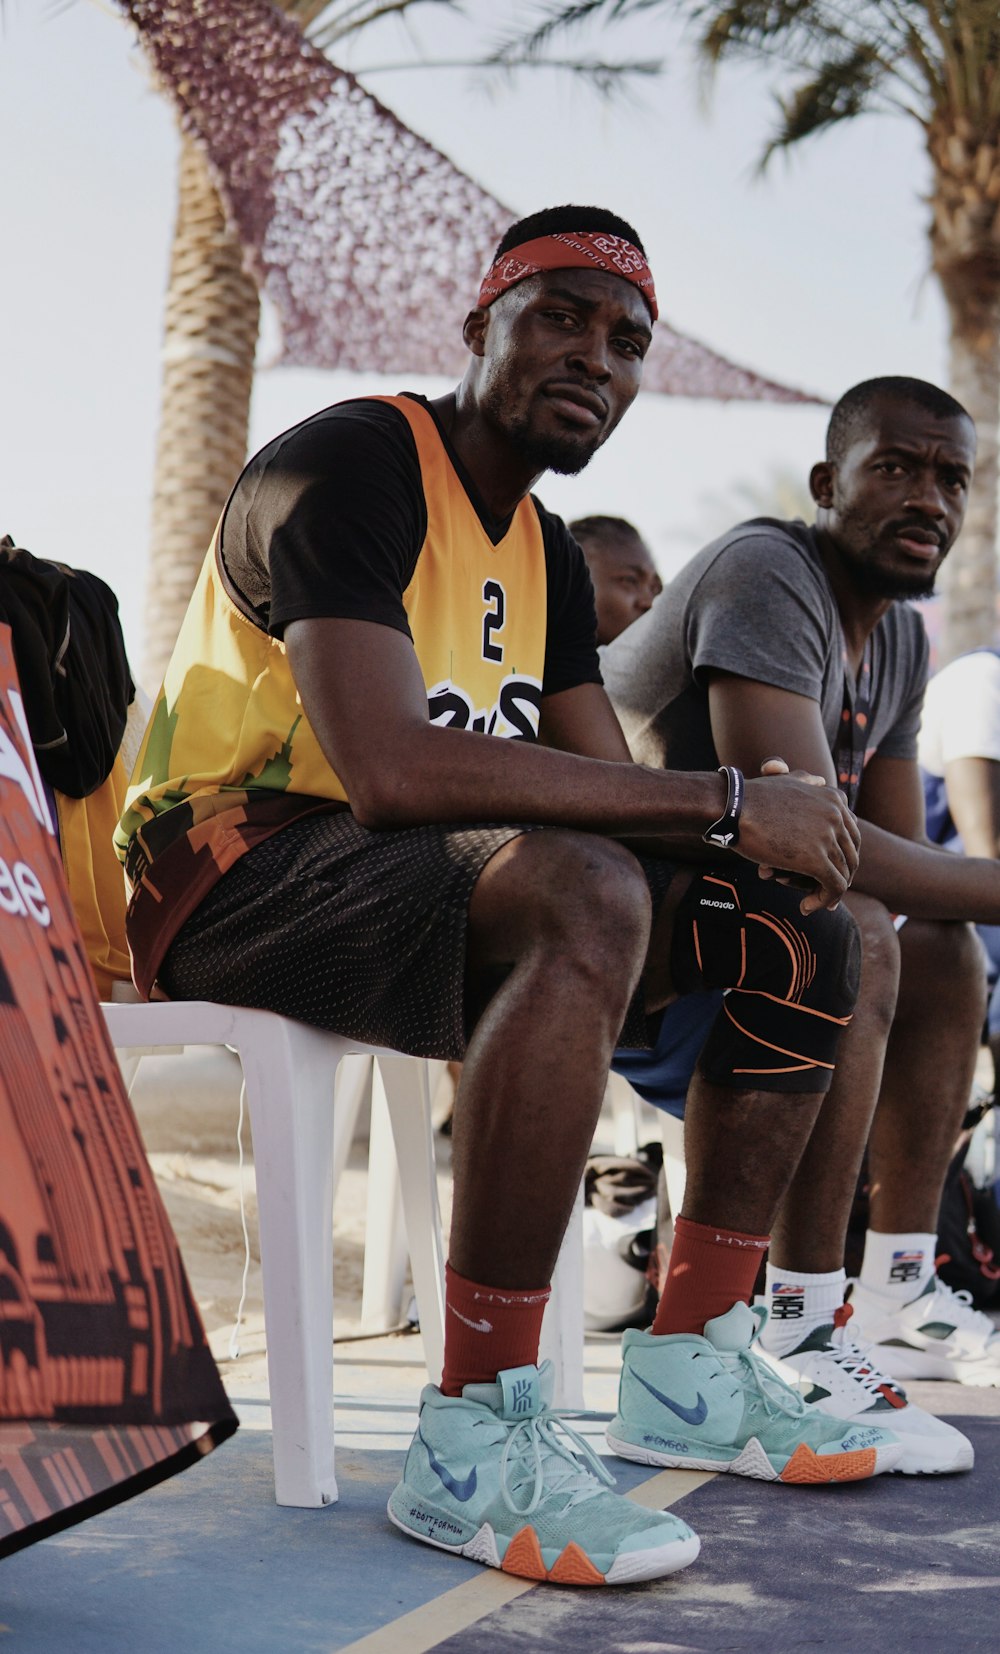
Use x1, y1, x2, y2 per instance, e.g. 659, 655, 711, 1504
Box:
826, 376, 972, 464
493, 206, 646, 262
570, 514, 646, 552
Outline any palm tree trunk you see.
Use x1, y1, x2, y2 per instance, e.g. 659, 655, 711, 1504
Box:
928, 122, 1000, 664
142, 135, 260, 686
940, 292, 1000, 662
139, 3, 388, 687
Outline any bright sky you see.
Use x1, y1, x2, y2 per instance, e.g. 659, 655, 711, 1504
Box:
0, 1, 947, 672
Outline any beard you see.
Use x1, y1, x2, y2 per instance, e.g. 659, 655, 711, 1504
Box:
479, 369, 608, 476
836, 513, 946, 602
497, 408, 605, 476
848, 559, 940, 602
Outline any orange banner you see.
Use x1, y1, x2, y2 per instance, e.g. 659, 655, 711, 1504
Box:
0, 625, 236, 1556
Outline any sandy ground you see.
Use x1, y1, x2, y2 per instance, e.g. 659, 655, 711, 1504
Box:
127, 1046, 459, 1391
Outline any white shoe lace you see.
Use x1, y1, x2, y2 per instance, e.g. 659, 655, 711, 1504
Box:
822, 1308, 902, 1401
498, 1408, 615, 1517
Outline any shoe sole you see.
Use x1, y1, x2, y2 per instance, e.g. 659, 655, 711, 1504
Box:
605, 1430, 903, 1482
386, 1499, 701, 1585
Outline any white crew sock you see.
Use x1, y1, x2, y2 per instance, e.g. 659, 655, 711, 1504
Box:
756, 1264, 848, 1357
857, 1230, 937, 1304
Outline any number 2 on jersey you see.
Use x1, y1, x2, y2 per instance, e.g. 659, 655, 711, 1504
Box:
482, 580, 505, 663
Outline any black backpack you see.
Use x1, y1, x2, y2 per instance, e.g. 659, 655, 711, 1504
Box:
935, 1134, 1000, 1309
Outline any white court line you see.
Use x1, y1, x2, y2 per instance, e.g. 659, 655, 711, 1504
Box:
337, 1467, 715, 1654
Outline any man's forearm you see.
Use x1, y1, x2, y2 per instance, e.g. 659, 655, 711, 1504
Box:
355, 718, 728, 837
857, 818, 1000, 921
355, 723, 860, 911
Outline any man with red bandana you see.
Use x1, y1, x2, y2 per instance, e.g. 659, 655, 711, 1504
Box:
117, 208, 900, 1587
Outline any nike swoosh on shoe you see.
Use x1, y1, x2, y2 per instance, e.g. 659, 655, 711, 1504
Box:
420, 1431, 479, 1501
632, 1371, 709, 1426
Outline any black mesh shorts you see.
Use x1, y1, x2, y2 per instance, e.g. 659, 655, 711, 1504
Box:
158, 812, 676, 1060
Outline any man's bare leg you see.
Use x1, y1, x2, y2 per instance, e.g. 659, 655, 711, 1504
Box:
640, 869, 864, 1246
607, 877, 901, 1481
681, 1078, 827, 1235
841, 922, 993, 1411
867, 918, 985, 1234
643, 870, 861, 1334
751, 912, 979, 1472
395, 830, 708, 1578
768, 892, 900, 1272
450, 839, 842, 1314
450, 830, 652, 1289
642, 872, 836, 1238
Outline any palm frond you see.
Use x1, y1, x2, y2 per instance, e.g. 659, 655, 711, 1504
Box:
478, 48, 661, 97
758, 43, 888, 164
685, 1, 975, 148
354, 50, 661, 96
306, 0, 458, 50
308, 0, 660, 96
490, 0, 664, 64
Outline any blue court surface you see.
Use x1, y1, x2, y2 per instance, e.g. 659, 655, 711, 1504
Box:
2, 1344, 998, 1654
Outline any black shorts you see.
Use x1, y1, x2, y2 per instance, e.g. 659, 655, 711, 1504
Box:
158, 812, 676, 1061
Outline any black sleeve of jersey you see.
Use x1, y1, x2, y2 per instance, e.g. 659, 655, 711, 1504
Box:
220, 400, 427, 640
535, 501, 602, 696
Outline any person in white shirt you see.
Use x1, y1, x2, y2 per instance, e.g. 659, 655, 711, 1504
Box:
919, 646, 1000, 1088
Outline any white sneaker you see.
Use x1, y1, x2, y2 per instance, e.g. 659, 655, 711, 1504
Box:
758, 1306, 973, 1475
849, 1274, 1000, 1387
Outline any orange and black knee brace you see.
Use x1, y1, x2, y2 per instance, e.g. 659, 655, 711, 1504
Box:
669, 865, 861, 1093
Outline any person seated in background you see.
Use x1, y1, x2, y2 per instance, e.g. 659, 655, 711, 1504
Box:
0, 533, 137, 999
919, 646, 1000, 1093
604, 376, 1000, 1477
114, 204, 902, 1591
569, 513, 662, 645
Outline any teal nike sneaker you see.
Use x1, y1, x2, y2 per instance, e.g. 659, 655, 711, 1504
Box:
607, 1301, 904, 1483
388, 1362, 700, 1585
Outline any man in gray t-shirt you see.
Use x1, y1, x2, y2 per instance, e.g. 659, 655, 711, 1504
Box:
605, 375, 1000, 1457
605, 516, 927, 780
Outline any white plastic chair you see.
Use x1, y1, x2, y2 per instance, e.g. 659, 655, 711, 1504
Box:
101, 997, 445, 1508
609, 1072, 687, 1222
102, 997, 585, 1503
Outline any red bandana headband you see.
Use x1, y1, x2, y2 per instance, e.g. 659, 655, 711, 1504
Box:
478, 232, 658, 322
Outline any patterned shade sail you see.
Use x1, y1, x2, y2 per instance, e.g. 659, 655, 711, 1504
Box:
115, 0, 818, 402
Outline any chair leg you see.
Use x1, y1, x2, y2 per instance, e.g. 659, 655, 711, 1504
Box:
240, 1017, 341, 1508
376, 1057, 446, 1387
116, 1050, 142, 1095
332, 1053, 373, 1201
608, 1072, 641, 1157
541, 1182, 586, 1410
360, 1064, 410, 1335
660, 1112, 687, 1224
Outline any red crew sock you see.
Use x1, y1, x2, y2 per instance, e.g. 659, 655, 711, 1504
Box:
652, 1214, 769, 1337
440, 1262, 551, 1396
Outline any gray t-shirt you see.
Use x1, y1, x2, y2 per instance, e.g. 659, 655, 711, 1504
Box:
602, 518, 929, 787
